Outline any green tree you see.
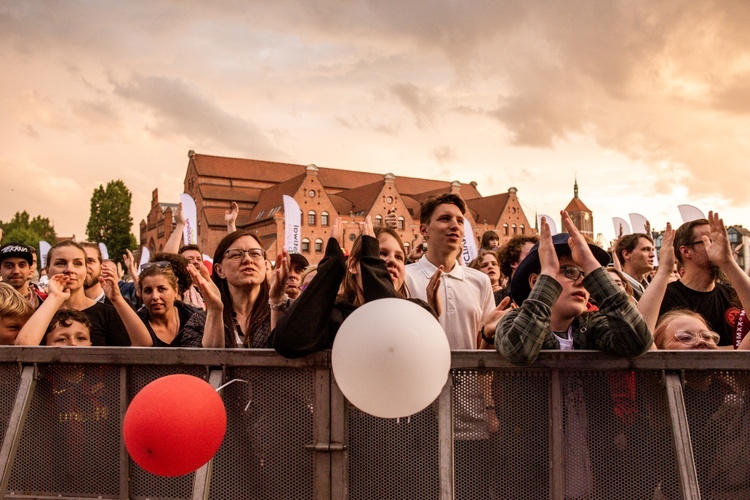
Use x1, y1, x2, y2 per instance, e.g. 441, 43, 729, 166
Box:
0, 210, 57, 254
86, 180, 137, 264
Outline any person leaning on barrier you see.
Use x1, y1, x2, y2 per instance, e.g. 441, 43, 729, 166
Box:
495, 210, 653, 366
0, 282, 34, 345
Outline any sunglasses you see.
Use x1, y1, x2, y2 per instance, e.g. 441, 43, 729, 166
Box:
140, 261, 172, 272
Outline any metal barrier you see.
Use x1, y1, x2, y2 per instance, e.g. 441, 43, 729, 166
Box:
1, 347, 749, 499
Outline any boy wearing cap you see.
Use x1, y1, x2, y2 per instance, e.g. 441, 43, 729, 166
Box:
285, 253, 309, 300
0, 242, 44, 309
496, 211, 652, 365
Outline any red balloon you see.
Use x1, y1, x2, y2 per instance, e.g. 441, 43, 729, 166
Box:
123, 374, 227, 477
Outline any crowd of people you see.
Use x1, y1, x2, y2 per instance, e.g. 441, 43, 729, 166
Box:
1, 195, 750, 496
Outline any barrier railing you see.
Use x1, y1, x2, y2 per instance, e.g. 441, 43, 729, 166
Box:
1, 348, 748, 499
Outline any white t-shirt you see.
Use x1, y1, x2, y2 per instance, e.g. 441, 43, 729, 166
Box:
405, 256, 495, 349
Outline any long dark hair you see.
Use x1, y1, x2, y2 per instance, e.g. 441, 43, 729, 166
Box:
212, 231, 270, 348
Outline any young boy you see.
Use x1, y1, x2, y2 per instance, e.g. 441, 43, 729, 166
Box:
0, 282, 35, 345
15, 273, 92, 346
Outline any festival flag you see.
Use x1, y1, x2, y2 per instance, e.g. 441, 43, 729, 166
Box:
282, 195, 302, 253
202, 253, 214, 276
678, 204, 705, 223
179, 193, 198, 244
628, 213, 649, 235
98, 242, 109, 260
461, 217, 478, 266
612, 217, 631, 237
538, 214, 558, 235
39, 240, 51, 269
139, 246, 150, 271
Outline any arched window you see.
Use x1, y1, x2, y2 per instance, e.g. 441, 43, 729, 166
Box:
520, 224, 525, 235
308, 210, 316, 226
375, 215, 383, 227
314, 238, 324, 252
321, 211, 329, 227
397, 216, 405, 230
301, 238, 310, 253
503, 224, 509, 236
512, 224, 517, 235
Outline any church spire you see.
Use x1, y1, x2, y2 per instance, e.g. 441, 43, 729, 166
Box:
574, 176, 579, 199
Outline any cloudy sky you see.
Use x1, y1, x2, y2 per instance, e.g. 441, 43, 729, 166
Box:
2, 1, 749, 244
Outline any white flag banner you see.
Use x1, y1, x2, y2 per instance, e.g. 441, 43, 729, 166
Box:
39, 240, 51, 269
538, 214, 558, 235
283, 195, 302, 253
179, 193, 199, 245
612, 217, 631, 237
139, 246, 150, 270
678, 204, 706, 223
98, 242, 109, 260
628, 213, 649, 235
461, 217, 478, 266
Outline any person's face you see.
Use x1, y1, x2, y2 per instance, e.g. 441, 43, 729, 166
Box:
662, 315, 718, 350
488, 238, 500, 249
83, 247, 102, 288
378, 233, 406, 291
45, 321, 92, 346
479, 253, 500, 285
215, 236, 267, 288
0, 257, 31, 290
0, 316, 26, 345
47, 247, 87, 292
607, 269, 627, 291
181, 249, 203, 271
141, 275, 177, 317
421, 204, 464, 256
285, 261, 306, 299
550, 256, 589, 319
625, 237, 655, 275
300, 270, 317, 294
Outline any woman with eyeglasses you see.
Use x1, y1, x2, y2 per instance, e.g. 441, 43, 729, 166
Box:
198, 230, 272, 348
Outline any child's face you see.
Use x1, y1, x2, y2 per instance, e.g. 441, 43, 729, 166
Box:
45, 321, 92, 347
0, 316, 26, 345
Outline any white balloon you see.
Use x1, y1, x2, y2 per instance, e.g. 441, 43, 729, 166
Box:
332, 298, 451, 418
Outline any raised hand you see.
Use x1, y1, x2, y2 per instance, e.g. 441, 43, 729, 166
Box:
270, 248, 290, 302
560, 210, 600, 273
99, 264, 123, 302
187, 264, 223, 311
658, 222, 676, 275
384, 210, 398, 229
538, 216, 559, 277
175, 202, 186, 225
225, 201, 239, 232
361, 216, 375, 237
47, 273, 72, 303
426, 265, 444, 317
332, 217, 343, 247
705, 211, 732, 267
480, 296, 513, 345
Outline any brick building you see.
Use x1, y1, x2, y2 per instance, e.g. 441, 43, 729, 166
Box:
139, 151, 535, 264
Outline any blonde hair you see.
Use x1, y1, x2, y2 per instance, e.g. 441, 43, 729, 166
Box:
0, 283, 34, 320
653, 309, 709, 349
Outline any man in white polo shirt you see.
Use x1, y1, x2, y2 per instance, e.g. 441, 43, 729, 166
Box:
405, 193, 500, 499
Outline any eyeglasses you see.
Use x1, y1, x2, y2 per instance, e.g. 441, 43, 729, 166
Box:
140, 261, 171, 272
683, 239, 711, 247
223, 248, 265, 262
560, 265, 585, 281
673, 330, 720, 346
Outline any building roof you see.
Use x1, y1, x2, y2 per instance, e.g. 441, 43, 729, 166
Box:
465, 193, 511, 227
198, 184, 263, 204
248, 174, 307, 222
335, 180, 386, 213
564, 197, 592, 213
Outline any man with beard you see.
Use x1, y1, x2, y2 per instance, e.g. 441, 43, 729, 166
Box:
0, 242, 44, 308
659, 215, 742, 346
615, 233, 655, 301
80, 242, 106, 303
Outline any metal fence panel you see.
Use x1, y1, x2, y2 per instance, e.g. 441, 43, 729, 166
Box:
682, 369, 750, 499
0, 364, 20, 448
208, 366, 315, 500
7, 364, 121, 498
